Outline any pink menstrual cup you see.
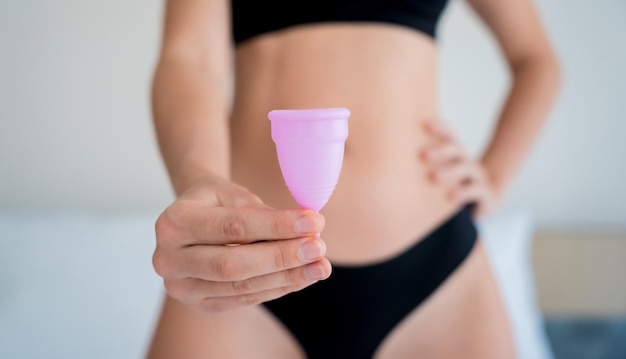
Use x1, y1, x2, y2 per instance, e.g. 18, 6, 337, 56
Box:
268, 107, 350, 213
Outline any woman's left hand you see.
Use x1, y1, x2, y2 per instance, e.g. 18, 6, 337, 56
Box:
420, 120, 500, 219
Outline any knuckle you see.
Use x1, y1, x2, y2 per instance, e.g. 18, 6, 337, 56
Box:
221, 213, 246, 241
242, 191, 264, 206
270, 215, 283, 237
213, 257, 240, 280
152, 250, 176, 278
272, 245, 290, 271
157, 200, 198, 245
238, 293, 262, 307
154, 211, 176, 245
284, 267, 301, 285
231, 278, 253, 294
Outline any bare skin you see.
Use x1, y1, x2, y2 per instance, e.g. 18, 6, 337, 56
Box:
146, 0, 560, 358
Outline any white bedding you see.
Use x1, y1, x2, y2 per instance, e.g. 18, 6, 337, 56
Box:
0, 209, 553, 359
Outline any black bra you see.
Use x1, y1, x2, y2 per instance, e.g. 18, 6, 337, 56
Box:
231, 0, 451, 45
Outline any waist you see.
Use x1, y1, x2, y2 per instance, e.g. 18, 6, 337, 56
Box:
229, 24, 459, 263
230, 112, 460, 263
231, 22, 438, 112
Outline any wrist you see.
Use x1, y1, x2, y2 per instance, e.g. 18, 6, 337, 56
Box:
171, 167, 230, 198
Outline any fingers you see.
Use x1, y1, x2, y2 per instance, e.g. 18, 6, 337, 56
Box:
153, 182, 332, 313
159, 200, 325, 246
420, 119, 490, 207
420, 118, 479, 186
175, 236, 328, 281
431, 161, 484, 187
423, 119, 457, 142
450, 183, 486, 205
213, 183, 268, 208
153, 231, 330, 312
190, 207, 324, 244
421, 118, 499, 219
420, 119, 466, 166
422, 141, 466, 165
431, 160, 488, 204
190, 281, 318, 313
165, 257, 331, 303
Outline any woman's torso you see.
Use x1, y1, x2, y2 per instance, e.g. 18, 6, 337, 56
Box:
229, 23, 461, 264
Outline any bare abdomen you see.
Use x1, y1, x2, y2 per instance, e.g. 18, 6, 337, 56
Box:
230, 24, 460, 264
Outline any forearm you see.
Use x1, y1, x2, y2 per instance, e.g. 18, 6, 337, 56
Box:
480, 56, 561, 194
151, 56, 232, 196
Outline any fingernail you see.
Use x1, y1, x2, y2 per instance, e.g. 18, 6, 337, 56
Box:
304, 263, 328, 280
298, 239, 324, 261
296, 214, 319, 234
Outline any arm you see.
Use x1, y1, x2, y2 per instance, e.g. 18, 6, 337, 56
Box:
147, 1, 329, 357
421, 0, 561, 217
467, 0, 561, 195
152, 0, 233, 195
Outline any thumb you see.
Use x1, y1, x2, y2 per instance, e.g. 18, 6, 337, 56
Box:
216, 184, 271, 209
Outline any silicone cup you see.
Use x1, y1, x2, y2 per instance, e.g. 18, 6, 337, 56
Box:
268, 107, 350, 213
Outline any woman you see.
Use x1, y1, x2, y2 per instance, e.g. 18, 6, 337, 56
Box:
146, 0, 560, 358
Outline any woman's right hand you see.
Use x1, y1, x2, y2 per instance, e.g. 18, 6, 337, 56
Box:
152, 180, 331, 313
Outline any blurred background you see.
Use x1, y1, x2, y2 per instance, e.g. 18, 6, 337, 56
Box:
0, 0, 624, 358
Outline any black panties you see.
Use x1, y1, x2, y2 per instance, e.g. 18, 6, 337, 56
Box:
262, 205, 478, 359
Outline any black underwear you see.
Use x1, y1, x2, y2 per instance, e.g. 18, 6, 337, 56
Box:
261, 205, 478, 359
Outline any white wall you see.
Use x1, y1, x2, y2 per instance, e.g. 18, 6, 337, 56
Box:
1, 0, 624, 231
0, 0, 171, 213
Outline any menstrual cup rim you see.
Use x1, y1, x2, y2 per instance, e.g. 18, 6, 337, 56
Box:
268, 107, 350, 122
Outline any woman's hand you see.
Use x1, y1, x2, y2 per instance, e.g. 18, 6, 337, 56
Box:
420, 120, 501, 219
152, 179, 331, 313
